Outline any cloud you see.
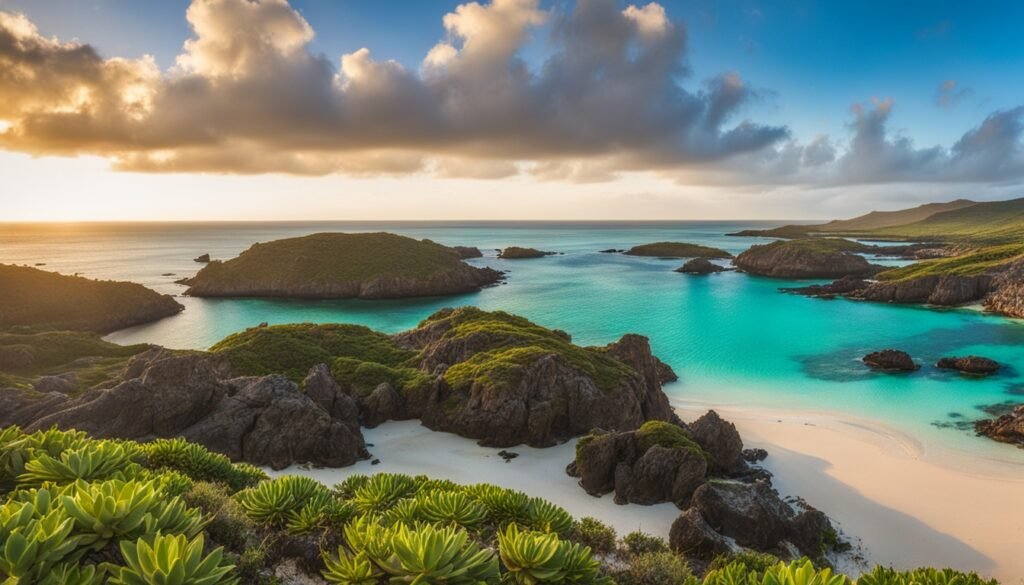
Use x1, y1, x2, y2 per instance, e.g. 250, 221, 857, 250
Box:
935, 79, 973, 109
0, 0, 786, 179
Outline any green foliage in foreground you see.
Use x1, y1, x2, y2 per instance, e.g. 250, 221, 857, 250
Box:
876, 243, 1024, 282
625, 242, 734, 259
0, 426, 1003, 584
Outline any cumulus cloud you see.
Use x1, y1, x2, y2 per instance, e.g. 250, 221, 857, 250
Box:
0, 0, 786, 178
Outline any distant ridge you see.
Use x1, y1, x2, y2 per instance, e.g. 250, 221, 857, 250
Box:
817, 199, 977, 232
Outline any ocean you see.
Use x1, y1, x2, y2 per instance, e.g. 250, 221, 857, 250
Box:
3, 220, 1022, 464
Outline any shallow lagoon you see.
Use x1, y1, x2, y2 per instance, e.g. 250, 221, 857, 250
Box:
3, 220, 1022, 463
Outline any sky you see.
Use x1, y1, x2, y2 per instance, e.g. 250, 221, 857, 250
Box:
1, 0, 1023, 221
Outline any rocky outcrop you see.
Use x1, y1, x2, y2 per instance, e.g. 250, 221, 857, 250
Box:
450, 246, 483, 259
975, 405, 1024, 448
676, 258, 727, 275
626, 242, 732, 259
936, 356, 1000, 376
194, 253, 211, 263
688, 410, 743, 472
734, 239, 882, 279
863, 350, 918, 372
11, 351, 367, 469
498, 247, 556, 259
783, 276, 869, 298
855, 274, 992, 305
671, 481, 832, 560
184, 233, 504, 300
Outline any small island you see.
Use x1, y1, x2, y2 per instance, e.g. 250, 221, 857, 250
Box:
0, 263, 183, 333
625, 242, 732, 259
183, 232, 503, 299
676, 258, 728, 275
498, 246, 557, 259
734, 238, 881, 279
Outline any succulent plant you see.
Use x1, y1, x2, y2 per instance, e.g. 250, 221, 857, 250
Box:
143, 438, 266, 492
415, 490, 489, 529
525, 497, 573, 537
38, 562, 105, 585
235, 475, 330, 527
498, 523, 607, 584
322, 549, 382, 585
0, 497, 86, 582
351, 473, 418, 514
464, 484, 530, 525
19, 442, 138, 487
106, 533, 238, 585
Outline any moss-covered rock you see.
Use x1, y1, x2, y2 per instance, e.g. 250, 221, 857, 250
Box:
734, 238, 880, 279
498, 246, 556, 259
625, 242, 732, 259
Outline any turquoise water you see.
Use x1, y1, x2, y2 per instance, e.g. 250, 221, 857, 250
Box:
2, 221, 1022, 462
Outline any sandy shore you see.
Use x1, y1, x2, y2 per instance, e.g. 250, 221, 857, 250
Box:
274, 408, 1024, 582
675, 404, 1024, 583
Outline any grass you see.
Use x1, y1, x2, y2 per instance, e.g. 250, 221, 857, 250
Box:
625, 242, 732, 259
188, 232, 472, 287
0, 330, 151, 391
635, 421, 709, 462
429, 308, 635, 393
0, 264, 181, 332
866, 198, 1024, 244
758, 238, 870, 253
876, 243, 1024, 281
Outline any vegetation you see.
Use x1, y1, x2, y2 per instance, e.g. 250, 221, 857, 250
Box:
753, 238, 870, 254
499, 247, 556, 259
0, 330, 152, 391
185, 232, 489, 296
876, 243, 1024, 281
625, 242, 733, 259
635, 421, 710, 462
0, 426, 1002, 583
0, 264, 181, 333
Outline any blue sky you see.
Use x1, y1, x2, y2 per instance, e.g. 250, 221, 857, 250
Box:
1, 0, 1023, 220
6, 0, 1021, 147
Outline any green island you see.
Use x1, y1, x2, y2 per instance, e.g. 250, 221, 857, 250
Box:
0, 427, 998, 584
0, 264, 182, 333
498, 247, 557, 259
184, 232, 503, 299
625, 242, 733, 259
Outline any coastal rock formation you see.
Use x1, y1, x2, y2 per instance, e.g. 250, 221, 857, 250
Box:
857, 274, 992, 305
670, 480, 832, 560
184, 232, 503, 300
0, 264, 183, 332
498, 246, 556, 259
783, 276, 869, 298
449, 246, 483, 259
676, 258, 727, 275
734, 239, 882, 279
688, 410, 744, 471
9, 350, 368, 469
194, 253, 211, 263
936, 356, 1000, 376
975, 405, 1024, 448
625, 242, 732, 259
863, 350, 918, 372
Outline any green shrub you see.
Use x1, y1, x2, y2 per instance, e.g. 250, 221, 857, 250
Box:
703, 559, 847, 585
351, 473, 418, 514
497, 523, 609, 584
106, 533, 238, 585
464, 483, 530, 525
235, 475, 331, 527
635, 421, 708, 462
707, 550, 780, 575
415, 490, 488, 529
613, 551, 695, 585
0, 496, 85, 582
142, 438, 266, 492
572, 517, 617, 556
19, 441, 137, 487
857, 566, 998, 585
183, 482, 256, 551
621, 531, 668, 556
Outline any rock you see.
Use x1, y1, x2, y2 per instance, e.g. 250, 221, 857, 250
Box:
603, 334, 679, 424
599, 249, 625, 254
572, 431, 640, 496
33, 373, 78, 394
497, 450, 519, 462
618, 445, 708, 507
655, 359, 679, 384
0, 345, 35, 369
676, 258, 727, 275
936, 356, 1000, 376
194, 253, 211, 263
626, 243, 732, 259
857, 274, 992, 305
498, 247, 556, 259
450, 246, 483, 259
669, 507, 734, 559
360, 383, 405, 428
975, 404, 1024, 448
734, 239, 881, 279
689, 410, 743, 472
303, 364, 361, 421
742, 448, 768, 463
862, 349, 918, 372
687, 480, 831, 558
783, 275, 869, 298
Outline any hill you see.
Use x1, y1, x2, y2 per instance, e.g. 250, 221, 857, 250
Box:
184, 232, 503, 299
624, 242, 732, 259
868, 198, 1024, 243
818, 199, 977, 232
0, 264, 182, 333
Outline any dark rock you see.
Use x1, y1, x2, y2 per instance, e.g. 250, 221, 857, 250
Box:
689, 410, 744, 472
498, 247, 556, 259
669, 508, 734, 559
856, 274, 992, 305
194, 253, 211, 263
618, 445, 708, 507
371, 459, 381, 465
497, 450, 519, 462
303, 364, 361, 422
572, 431, 640, 497
734, 239, 882, 279
450, 246, 483, 259
742, 448, 768, 463
655, 359, 679, 384
0, 345, 35, 369
360, 383, 405, 428
783, 276, 869, 298
676, 258, 727, 275
33, 373, 77, 394
936, 356, 1000, 376
975, 404, 1024, 448
599, 249, 626, 254
863, 349, 919, 372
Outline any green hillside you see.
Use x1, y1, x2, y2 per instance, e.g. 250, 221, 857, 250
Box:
868, 198, 1024, 243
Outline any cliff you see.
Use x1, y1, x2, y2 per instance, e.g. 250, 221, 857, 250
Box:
0, 264, 182, 333
184, 232, 503, 299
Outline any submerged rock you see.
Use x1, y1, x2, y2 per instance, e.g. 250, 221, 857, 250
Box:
975, 404, 1024, 448
936, 356, 1000, 376
862, 349, 918, 372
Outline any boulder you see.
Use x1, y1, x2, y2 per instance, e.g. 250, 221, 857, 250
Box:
360, 383, 406, 428
194, 253, 211, 263
303, 364, 361, 421
936, 356, 1000, 376
689, 410, 744, 472
669, 508, 734, 559
618, 445, 708, 507
862, 349, 918, 372
975, 404, 1024, 448
676, 258, 726, 275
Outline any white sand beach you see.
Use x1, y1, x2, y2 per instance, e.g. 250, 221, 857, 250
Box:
275, 408, 1024, 583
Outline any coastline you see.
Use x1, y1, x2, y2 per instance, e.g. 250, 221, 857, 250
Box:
675, 403, 1024, 582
